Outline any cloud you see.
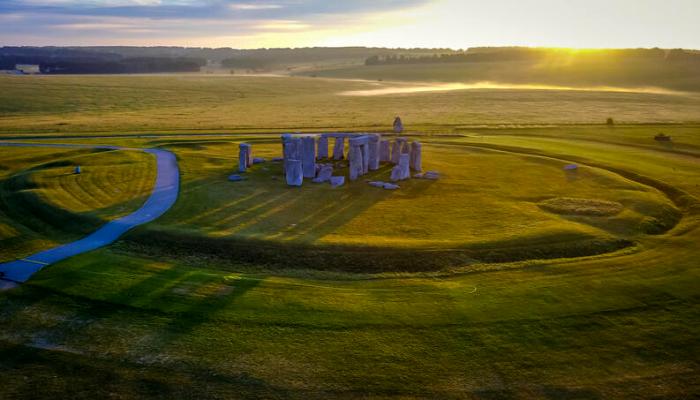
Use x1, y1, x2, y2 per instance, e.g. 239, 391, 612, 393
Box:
230, 3, 283, 11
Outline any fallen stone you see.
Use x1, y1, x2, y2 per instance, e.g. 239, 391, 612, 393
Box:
330, 176, 345, 187
313, 164, 333, 183
228, 174, 245, 182
252, 157, 266, 164
382, 183, 400, 190
271, 157, 284, 162
368, 181, 385, 188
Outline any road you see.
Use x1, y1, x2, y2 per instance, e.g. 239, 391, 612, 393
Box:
0, 143, 179, 283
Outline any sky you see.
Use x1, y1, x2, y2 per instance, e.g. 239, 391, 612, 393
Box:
1, 0, 699, 49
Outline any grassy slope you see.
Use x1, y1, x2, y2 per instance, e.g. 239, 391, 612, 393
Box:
0, 75, 698, 398
0, 147, 155, 261
1, 75, 700, 137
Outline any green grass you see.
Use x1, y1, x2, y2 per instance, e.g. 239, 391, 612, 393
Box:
0, 74, 699, 398
0, 147, 155, 262
1, 75, 700, 137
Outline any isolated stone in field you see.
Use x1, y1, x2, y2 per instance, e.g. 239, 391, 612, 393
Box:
410, 141, 422, 171
317, 135, 329, 159
313, 164, 333, 183
348, 144, 364, 181
239, 143, 252, 172
302, 136, 316, 179
368, 134, 380, 170
74, 166, 81, 174
330, 176, 345, 187
393, 116, 403, 133
253, 157, 266, 164
391, 154, 411, 181
333, 137, 345, 160
286, 159, 303, 186
228, 174, 245, 182
379, 140, 391, 162
564, 164, 579, 171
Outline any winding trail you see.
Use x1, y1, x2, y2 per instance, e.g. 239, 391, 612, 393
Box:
0, 143, 179, 283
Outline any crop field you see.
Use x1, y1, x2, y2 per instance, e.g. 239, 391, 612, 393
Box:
0, 74, 699, 398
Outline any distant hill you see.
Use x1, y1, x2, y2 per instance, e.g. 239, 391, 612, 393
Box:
0, 46, 459, 74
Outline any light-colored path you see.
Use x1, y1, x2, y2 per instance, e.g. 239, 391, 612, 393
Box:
0, 143, 179, 283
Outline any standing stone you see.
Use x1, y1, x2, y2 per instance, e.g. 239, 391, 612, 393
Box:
393, 116, 403, 133
332, 137, 345, 160
391, 139, 404, 164
312, 164, 333, 183
401, 140, 411, 155
368, 134, 380, 170
361, 143, 369, 174
379, 140, 391, 163
281, 134, 292, 173
317, 136, 329, 159
390, 153, 411, 181
348, 145, 364, 181
286, 159, 303, 186
302, 136, 316, 179
239, 143, 251, 173
410, 141, 422, 171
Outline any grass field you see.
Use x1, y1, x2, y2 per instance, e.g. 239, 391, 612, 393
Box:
0, 74, 699, 398
0, 146, 155, 262
1, 75, 700, 136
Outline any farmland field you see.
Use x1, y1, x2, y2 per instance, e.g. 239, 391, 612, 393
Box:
0, 74, 699, 398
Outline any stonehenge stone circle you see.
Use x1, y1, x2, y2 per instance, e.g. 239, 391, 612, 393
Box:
277, 133, 426, 188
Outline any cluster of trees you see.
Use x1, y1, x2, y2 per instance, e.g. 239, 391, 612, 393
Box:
365, 48, 700, 66
0, 47, 205, 74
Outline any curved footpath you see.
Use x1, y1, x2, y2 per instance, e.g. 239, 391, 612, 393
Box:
0, 143, 180, 283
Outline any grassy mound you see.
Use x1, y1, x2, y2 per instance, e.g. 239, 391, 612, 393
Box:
110, 140, 676, 271
539, 197, 624, 216
0, 147, 155, 261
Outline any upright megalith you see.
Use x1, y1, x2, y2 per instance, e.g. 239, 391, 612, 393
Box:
332, 137, 345, 160
239, 143, 252, 172
379, 140, 391, 163
348, 144, 364, 181
391, 138, 407, 164
390, 153, 411, 181
361, 142, 370, 174
302, 136, 316, 179
281, 134, 292, 172
368, 134, 380, 170
286, 159, 303, 186
317, 135, 329, 159
410, 141, 422, 171
401, 140, 411, 155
